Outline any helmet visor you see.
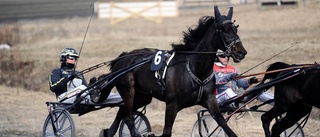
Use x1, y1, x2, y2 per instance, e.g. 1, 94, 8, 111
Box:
66, 55, 78, 60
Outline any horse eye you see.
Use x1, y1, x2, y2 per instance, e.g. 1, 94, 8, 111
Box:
234, 46, 241, 52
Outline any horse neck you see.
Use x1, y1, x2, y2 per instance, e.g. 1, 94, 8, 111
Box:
186, 24, 220, 80
189, 53, 215, 76
188, 40, 218, 80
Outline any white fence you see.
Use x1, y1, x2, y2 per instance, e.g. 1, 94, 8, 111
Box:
95, 0, 178, 24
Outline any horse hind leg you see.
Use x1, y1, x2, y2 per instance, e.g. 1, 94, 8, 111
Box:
271, 103, 311, 137
100, 105, 126, 137
117, 79, 142, 137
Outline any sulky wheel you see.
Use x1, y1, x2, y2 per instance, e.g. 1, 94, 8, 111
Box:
275, 116, 305, 137
42, 108, 75, 137
119, 111, 151, 137
279, 123, 305, 137
191, 114, 227, 137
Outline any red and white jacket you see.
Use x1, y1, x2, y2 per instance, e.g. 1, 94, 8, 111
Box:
213, 62, 250, 94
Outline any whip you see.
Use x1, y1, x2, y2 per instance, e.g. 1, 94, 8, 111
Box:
74, 4, 95, 71
238, 42, 300, 76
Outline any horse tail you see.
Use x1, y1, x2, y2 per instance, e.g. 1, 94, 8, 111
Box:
93, 73, 116, 103
109, 52, 128, 70
260, 62, 291, 83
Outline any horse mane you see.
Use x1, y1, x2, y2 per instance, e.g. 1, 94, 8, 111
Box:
266, 62, 291, 72
171, 16, 215, 51
261, 62, 291, 81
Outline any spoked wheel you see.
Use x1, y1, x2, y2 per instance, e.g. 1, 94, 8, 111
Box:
279, 123, 304, 137
119, 111, 151, 137
42, 108, 75, 137
190, 114, 305, 137
191, 115, 227, 137
275, 116, 305, 137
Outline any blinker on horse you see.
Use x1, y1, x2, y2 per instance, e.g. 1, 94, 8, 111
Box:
100, 6, 247, 137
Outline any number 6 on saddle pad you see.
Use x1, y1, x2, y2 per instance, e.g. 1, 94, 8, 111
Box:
151, 50, 166, 71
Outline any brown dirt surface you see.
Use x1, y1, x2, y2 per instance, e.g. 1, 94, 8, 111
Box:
1, 2, 320, 137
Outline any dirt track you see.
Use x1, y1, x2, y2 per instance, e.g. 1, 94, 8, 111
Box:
1, 2, 320, 137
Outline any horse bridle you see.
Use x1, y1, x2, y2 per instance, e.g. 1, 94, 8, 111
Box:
217, 20, 242, 56
185, 20, 242, 104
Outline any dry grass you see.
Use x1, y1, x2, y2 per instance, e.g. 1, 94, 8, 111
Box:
1, 3, 320, 137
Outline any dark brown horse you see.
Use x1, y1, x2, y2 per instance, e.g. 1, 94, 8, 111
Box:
100, 6, 247, 137
259, 62, 320, 137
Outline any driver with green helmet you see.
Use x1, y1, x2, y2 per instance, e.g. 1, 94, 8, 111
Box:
49, 48, 88, 103
49, 48, 121, 104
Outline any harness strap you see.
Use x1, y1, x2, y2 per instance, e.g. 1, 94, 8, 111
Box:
162, 52, 175, 79
186, 61, 215, 103
225, 38, 241, 56
154, 51, 175, 96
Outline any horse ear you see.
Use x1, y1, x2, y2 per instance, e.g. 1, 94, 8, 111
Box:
227, 7, 233, 20
214, 6, 221, 21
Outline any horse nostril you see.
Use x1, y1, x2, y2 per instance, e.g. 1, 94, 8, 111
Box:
238, 50, 247, 56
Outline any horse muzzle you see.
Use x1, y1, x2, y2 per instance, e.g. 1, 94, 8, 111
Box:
230, 42, 247, 63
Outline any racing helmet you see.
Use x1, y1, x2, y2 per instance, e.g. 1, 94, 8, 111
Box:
59, 48, 79, 61
216, 49, 225, 56
215, 49, 226, 62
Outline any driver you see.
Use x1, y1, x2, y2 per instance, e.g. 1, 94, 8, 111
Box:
214, 49, 274, 106
49, 47, 121, 104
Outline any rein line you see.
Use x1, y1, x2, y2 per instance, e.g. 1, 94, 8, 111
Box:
239, 42, 299, 76
176, 51, 218, 54
78, 50, 218, 75
236, 64, 320, 79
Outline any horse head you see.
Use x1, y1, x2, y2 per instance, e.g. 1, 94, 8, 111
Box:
214, 6, 247, 63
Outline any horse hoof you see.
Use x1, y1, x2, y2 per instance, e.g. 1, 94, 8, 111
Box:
99, 129, 109, 137
143, 132, 155, 137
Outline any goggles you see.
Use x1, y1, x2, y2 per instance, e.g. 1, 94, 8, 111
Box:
218, 55, 228, 58
67, 56, 78, 60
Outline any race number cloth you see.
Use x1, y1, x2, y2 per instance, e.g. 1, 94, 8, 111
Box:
58, 85, 87, 102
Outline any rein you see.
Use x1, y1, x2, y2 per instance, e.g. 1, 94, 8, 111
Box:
236, 64, 320, 79
176, 51, 218, 54
79, 50, 217, 75
240, 42, 299, 76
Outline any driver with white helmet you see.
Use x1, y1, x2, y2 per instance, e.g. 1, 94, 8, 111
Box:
214, 49, 274, 106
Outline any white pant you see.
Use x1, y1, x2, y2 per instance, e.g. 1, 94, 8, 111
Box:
257, 91, 274, 105
216, 88, 237, 104
62, 92, 122, 104
216, 88, 274, 105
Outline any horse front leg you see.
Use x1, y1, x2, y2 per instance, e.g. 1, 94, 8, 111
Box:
160, 102, 179, 137
261, 105, 287, 137
271, 103, 311, 137
261, 108, 276, 137
206, 96, 237, 137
